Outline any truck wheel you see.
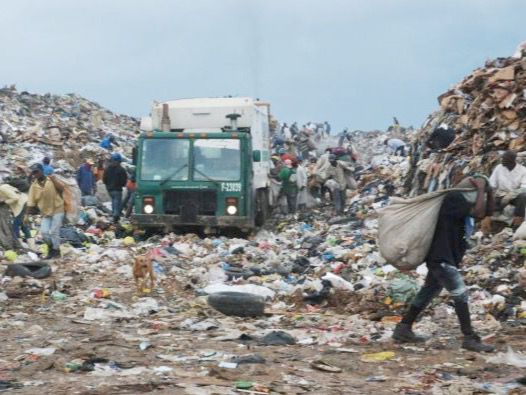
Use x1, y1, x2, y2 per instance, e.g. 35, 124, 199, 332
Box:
255, 189, 269, 227
207, 292, 265, 317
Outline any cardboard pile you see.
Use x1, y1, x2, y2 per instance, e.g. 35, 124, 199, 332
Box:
406, 52, 526, 194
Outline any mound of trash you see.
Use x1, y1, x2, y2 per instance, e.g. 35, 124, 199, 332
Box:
406, 51, 526, 194
0, 85, 139, 180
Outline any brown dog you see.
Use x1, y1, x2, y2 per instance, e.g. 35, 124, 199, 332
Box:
133, 254, 155, 293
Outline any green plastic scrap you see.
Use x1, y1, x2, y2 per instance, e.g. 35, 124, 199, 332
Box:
235, 380, 254, 390
387, 274, 419, 303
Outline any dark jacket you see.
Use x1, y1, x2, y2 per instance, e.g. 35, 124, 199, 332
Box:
76, 164, 96, 195
103, 163, 127, 191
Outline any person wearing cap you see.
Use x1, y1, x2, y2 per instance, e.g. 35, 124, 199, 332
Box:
103, 153, 128, 222
26, 163, 65, 259
42, 157, 54, 176
278, 159, 298, 214
0, 182, 31, 242
76, 158, 97, 196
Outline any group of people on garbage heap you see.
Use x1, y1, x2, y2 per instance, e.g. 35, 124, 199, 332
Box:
270, 121, 359, 216
277, 121, 331, 143
0, 134, 137, 257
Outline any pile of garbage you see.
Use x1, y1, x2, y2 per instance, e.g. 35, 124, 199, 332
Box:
0, 86, 524, 392
406, 51, 526, 194
0, 85, 139, 180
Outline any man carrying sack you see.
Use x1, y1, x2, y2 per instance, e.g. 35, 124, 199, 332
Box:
391, 176, 495, 352
26, 163, 65, 259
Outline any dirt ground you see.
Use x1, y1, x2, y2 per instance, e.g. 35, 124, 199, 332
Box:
1, 258, 525, 395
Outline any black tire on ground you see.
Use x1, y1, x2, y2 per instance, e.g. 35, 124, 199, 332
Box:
255, 189, 269, 227
4, 262, 52, 279
207, 292, 265, 317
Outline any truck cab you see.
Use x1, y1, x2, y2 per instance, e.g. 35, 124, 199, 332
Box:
132, 97, 271, 233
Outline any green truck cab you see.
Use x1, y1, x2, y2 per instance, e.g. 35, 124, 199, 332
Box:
132, 97, 271, 233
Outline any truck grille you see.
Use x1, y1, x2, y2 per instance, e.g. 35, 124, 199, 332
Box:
163, 190, 217, 220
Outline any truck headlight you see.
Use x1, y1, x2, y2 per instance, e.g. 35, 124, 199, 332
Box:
225, 197, 238, 216
226, 205, 237, 215
143, 197, 155, 214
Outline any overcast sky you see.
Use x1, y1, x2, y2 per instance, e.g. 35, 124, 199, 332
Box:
1, 0, 525, 131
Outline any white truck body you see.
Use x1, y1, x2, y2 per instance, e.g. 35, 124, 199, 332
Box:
140, 97, 271, 190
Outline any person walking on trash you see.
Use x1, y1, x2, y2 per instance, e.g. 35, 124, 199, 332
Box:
26, 163, 65, 259
278, 159, 298, 214
393, 176, 496, 353
296, 159, 309, 211
103, 153, 128, 223
76, 158, 97, 196
0, 182, 31, 243
324, 154, 354, 215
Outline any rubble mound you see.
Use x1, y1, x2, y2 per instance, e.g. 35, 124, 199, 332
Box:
0, 85, 139, 178
407, 53, 526, 193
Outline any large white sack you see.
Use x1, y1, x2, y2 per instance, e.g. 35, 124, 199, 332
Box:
513, 222, 526, 240
202, 283, 275, 300
378, 188, 472, 270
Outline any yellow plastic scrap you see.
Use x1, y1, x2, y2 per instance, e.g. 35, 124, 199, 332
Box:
360, 351, 396, 362
123, 236, 135, 246
39, 244, 49, 257
4, 250, 18, 262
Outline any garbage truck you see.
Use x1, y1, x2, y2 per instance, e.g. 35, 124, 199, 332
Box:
132, 97, 272, 233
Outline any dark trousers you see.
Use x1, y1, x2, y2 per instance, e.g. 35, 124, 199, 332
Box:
509, 193, 526, 217
109, 190, 123, 220
12, 206, 31, 240
122, 191, 136, 217
285, 191, 297, 214
332, 188, 346, 215
395, 146, 406, 156
402, 262, 474, 336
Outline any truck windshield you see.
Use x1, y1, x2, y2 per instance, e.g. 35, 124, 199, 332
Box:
193, 139, 240, 181
140, 139, 190, 181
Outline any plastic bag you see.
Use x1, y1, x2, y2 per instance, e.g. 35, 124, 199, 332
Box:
513, 222, 526, 240
387, 274, 419, 303
487, 347, 526, 368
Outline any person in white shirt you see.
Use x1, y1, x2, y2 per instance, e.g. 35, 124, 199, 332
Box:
489, 150, 526, 225
384, 138, 407, 156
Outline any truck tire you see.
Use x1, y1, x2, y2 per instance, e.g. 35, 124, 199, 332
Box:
255, 189, 269, 227
207, 292, 265, 317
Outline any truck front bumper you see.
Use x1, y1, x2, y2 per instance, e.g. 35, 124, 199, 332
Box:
131, 214, 254, 229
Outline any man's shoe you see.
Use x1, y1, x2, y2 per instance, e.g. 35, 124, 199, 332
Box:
462, 334, 495, 353
46, 248, 61, 259
392, 323, 426, 343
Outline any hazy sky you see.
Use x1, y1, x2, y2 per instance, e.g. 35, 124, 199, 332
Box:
1, 0, 525, 131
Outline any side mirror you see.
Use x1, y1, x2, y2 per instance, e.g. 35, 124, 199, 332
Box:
253, 150, 261, 162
